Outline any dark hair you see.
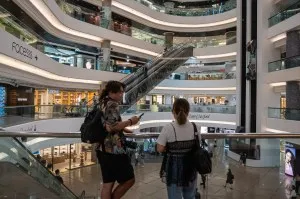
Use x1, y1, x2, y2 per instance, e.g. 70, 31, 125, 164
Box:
286, 149, 295, 162
172, 98, 190, 125
99, 81, 125, 100
55, 169, 60, 175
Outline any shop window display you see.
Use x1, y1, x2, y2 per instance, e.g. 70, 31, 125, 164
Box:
0, 87, 6, 117
39, 143, 96, 172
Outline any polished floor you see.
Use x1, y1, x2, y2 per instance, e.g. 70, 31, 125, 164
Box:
60, 145, 297, 199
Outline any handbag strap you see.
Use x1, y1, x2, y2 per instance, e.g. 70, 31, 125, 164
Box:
170, 123, 177, 141
191, 122, 201, 149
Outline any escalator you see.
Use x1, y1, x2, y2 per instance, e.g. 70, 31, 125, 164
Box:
121, 45, 194, 106
0, 136, 80, 199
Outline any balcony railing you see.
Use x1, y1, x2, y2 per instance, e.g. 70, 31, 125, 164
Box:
268, 55, 300, 72
0, 6, 114, 72
0, 103, 236, 127
121, 104, 236, 115
268, 1, 300, 27
268, 107, 300, 121
55, 0, 237, 48
134, 0, 236, 17
0, 105, 91, 127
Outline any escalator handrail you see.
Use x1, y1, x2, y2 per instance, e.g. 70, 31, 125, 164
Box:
121, 43, 189, 84
5, 133, 80, 198
124, 44, 191, 91
125, 45, 193, 94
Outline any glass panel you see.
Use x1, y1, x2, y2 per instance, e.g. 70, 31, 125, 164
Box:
120, 104, 236, 115
268, 1, 300, 27
0, 6, 121, 72
41, 143, 97, 173
268, 55, 300, 72
268, 107, 300, 121
134, 0, 237, 17
0, 105, 90, 127
123, 46, 193, 105
0, 137, 77, 198
55, 0, 236, 48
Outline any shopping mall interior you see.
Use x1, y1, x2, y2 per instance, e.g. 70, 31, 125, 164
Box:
0, 0, 299, 198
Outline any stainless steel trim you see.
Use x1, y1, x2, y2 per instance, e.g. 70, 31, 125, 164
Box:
1, 132, 300, 139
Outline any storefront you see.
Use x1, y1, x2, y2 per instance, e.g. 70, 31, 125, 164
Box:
193, 96, 226, 105
0, 86, 6, 117
34, 89, 98, 106
38, 142, 96, 173
43, 45, 98, 70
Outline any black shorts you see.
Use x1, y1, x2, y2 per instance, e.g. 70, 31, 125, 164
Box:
97, 151, 134, 184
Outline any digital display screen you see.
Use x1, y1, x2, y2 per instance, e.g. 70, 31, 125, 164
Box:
285, 144, 296, 176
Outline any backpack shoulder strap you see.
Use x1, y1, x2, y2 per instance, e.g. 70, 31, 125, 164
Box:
170, 123, 177, 141
191, 122, 198, 135
191, 122, 201, 147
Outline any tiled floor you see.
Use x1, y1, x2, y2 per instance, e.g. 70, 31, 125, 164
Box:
61, 146, 297, 199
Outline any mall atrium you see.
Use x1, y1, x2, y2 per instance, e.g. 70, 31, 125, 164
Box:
0, 0, 299, 198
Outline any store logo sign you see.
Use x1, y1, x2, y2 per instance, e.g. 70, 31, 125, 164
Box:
189, 113, 210, 120
12, 41, 37, 60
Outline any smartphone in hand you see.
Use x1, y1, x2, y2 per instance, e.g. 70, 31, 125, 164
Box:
138, 113, 144, 119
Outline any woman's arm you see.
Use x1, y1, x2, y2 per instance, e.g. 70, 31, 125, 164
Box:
123, 127, 133, 134
157, 144, 166, 153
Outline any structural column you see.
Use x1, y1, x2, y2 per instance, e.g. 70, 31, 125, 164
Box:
101, 0, 112, 29
101, 40, 111, 71
286, 31, 300, 119
164, 2, 175, 14
164, 95, 172, 105
163, 32, 174, 49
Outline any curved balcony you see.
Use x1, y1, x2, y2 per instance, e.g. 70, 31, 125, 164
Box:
111, 0, 236, 32
268, 1, 300, 27
268, 107, 300, 121
122, 104, 236, 115
56, 0, 236, 48
134, 0, 236, 17
268, 55, 300, 72
266, 55, 300, 84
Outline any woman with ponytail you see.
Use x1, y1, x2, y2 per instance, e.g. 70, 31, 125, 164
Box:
157, 98, 201, 199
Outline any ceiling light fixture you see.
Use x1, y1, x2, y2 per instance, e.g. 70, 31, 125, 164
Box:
270, 33, 287, 43
28, 0, 159, 56
111, 41, 159, 56
29, 0, 102, 42
0, 54, 101, 84
154, 87, 236, 91
270, 82, 286, 87
196, 52, 237, 59
112, 2, 237, 28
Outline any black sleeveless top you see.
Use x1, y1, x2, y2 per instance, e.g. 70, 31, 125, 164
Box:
160, 123, 197, 186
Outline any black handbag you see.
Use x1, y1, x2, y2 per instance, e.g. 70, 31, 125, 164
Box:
191, 122, 212, 175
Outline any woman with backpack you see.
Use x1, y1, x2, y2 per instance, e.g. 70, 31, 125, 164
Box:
96, 81, 140, 199
157, 98, 201, 199
224, 169, 234, 189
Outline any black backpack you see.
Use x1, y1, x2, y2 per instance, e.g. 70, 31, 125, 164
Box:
191, 122, 212, 175
80, 105, 108, 144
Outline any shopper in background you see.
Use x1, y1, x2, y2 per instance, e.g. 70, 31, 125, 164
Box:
96, 81, 140, 199
157, 98, 200, 199
55, 169, 64, 184
224, 169, 234, 190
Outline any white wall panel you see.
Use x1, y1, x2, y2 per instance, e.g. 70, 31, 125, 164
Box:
4, 112, 236, 151
267, 118, 300, 133
112, 0, 237, 32
265, 67, 300, 83
268, 13, 300, 39
0, 29, 126, 89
